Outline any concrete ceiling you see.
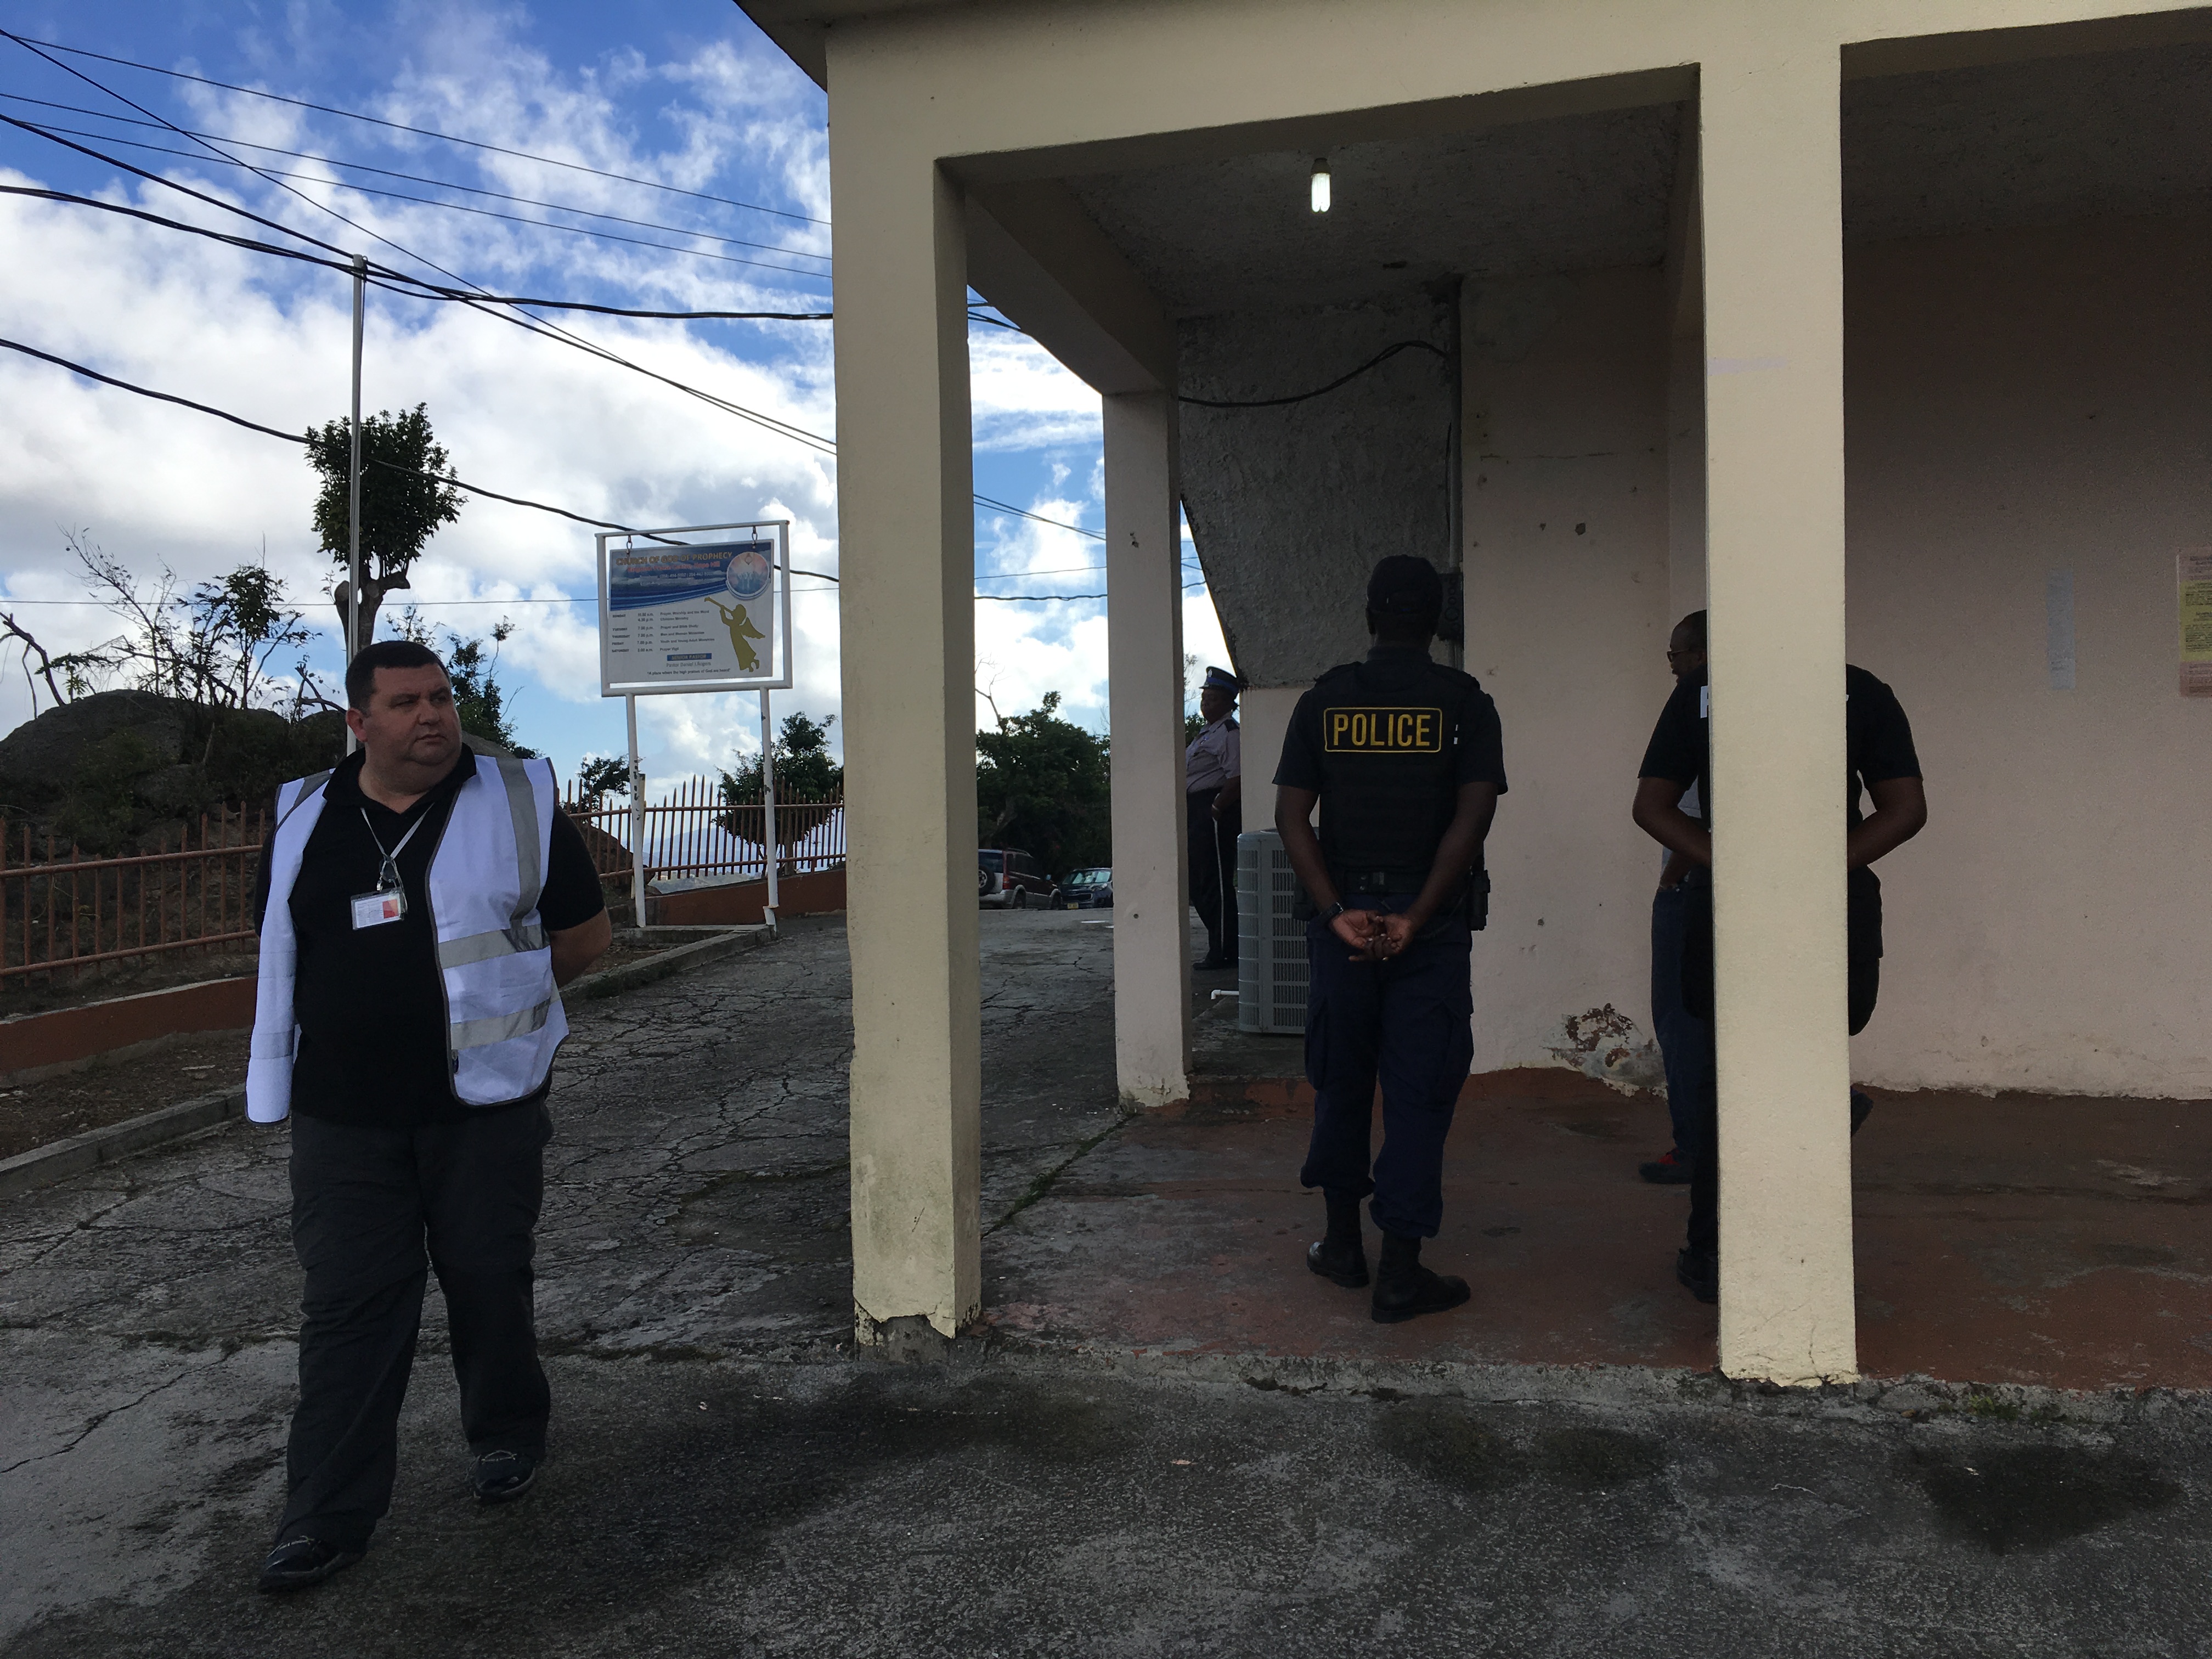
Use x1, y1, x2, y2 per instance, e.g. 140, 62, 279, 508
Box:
1066, 105, 1681, 315
1060, 42, 2212, 320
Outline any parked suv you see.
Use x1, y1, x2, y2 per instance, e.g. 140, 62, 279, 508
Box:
979, 849, 1054, 909
1058, 867, 1113, 910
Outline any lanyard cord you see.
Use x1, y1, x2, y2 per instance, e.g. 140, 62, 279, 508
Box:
359, 808, 429, 893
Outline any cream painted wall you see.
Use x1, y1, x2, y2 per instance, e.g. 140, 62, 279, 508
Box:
1454, 217, 2212, 1100
1462, 268, 1675, 1084
1845, 215, 2212, 1097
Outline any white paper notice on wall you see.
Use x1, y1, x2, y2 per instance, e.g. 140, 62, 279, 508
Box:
2046, 569, 2076, 691
2181, 550, 2212, 698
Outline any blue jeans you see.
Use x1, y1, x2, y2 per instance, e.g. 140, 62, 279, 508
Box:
1650, 884, 1709, 1156
1297, 896, 1475, 1239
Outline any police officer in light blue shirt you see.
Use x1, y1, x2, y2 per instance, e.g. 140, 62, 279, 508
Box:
1186, 665, 1243, 969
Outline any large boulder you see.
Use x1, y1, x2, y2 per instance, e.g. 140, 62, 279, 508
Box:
0, 690, 189, 808
0, 694, 347, 852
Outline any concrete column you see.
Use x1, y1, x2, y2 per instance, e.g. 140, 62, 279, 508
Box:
1664, 112, 1708, 620
1104, 390, 1192, 1105
829, 136, 981, 1342
1699, 49, 1857, 1384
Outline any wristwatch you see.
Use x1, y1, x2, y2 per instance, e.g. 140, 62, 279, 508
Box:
1321, 901, 1347, 922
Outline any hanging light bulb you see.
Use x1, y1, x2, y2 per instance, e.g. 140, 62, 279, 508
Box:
1310, 157, 1331, 214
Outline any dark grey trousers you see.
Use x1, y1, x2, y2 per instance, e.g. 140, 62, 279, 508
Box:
277, 1103, 552, 1550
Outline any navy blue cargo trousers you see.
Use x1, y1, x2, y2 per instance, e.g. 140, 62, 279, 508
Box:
1297, 896, 1475, 1239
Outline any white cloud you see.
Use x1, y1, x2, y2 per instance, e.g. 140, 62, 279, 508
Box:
0, 4, 1224, 805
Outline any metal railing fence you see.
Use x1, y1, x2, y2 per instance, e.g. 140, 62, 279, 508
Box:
557, 777, 844, 885
1, 809, 267, 984
0, 777, 843, 985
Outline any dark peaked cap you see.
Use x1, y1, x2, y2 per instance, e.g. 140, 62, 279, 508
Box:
1201, 665, 1242, 693
1367, 555, 1443, 616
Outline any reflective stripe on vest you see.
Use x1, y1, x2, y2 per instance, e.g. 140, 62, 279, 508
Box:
245, 754, 567, 1122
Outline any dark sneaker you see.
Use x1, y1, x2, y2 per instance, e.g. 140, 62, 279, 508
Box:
1675, 1247, 1719, 1305
1370, 1264, 1471, 1324
1307, 1235, 1369, 1288
1639, 1148, 1694, 1185
257, 1536, 362, 1594
472, 1449, 540, 1505
1850, 1090, 1873, 1136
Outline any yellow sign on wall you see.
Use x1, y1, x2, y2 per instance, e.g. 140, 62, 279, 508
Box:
2182, 550, 2212, 698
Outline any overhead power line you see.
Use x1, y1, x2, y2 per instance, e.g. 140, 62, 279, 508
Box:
1, 30, 830, 226
0, 335, 687, 544
0, 337, 1149, 585
0, 104, 844, 455
2, 185, 833, 319
1, 61, 1113, 548
1180, 338, 1448, 409
0, 92, 833, 262
4, 119, 836, 279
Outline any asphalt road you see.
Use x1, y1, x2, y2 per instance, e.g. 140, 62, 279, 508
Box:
5, 910, 2209, 1655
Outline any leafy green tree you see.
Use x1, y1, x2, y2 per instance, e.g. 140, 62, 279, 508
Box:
574, 754, 632, 807
716, 712, 843, 870
976, 691, 1110, 876
719, 712, 844, 806
61, 531, 313, 711
306, 404, 465, 655
383, 607, 535, 756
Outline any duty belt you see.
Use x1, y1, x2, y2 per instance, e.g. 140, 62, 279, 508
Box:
1335, 865, 1432, 896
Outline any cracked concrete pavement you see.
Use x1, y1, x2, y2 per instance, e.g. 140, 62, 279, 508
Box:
6, 909, 2212, 1655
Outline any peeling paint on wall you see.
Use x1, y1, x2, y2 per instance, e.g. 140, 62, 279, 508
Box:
1545, 1003, 1666, 1094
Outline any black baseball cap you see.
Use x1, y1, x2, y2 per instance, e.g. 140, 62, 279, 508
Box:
1367, 555, 1443, 616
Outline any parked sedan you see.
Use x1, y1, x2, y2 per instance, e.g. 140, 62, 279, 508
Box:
979, 849, 1055, 909
1058, 867, 1113, 910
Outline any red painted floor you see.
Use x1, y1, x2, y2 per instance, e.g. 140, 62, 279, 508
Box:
985, 1060, 2212, 1389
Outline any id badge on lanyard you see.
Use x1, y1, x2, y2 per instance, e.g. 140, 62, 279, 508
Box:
351, 887, 407, 929
352, 806, 426, 930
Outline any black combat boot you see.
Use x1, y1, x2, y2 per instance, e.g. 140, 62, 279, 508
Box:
1306, 1188, 1369, 1288
1370, 1232, 1470, 1324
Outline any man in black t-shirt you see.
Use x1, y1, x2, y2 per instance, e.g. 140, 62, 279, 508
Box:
1275, 556, 1506, 1324
250, 641, 609, 1593
1631, 611, 1927, 1304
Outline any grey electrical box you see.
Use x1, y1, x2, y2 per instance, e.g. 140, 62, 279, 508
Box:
1237, 829, 1310, 1035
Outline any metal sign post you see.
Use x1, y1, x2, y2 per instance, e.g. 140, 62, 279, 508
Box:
344, 253, 365, 755
595, 521, 795, 927
760, 689, 778, 923
625, 692, 647, 926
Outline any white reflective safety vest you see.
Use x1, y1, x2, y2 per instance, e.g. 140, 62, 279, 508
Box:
247, 754, 568, 1124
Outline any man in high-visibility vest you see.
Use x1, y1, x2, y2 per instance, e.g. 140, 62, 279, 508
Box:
249, 639, 610, 1593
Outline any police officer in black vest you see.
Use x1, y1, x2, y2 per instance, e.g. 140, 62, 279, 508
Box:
1273, 555, 1507, 1323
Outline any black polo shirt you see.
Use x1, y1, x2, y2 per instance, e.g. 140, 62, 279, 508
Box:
1638, 664, 1921, 831
253, 750, 606, 1126
1639, 664, 1921, 959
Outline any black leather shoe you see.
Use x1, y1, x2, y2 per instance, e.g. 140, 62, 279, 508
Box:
1371, 1263, 1471, 1323
1850, 1090, 1873, 1136
473, 1449, 540, 1504
1675, 1247, 1719, 1304
257, 1536, 362, 1594
1307, 1235, 1369, 1288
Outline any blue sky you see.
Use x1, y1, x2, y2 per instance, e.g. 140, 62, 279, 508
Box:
0, 0, 1226, 786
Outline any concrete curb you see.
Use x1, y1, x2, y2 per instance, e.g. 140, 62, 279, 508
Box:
1, 924, 778, 1200
567, 923, 775, 1000
0, 1085, 245, 1201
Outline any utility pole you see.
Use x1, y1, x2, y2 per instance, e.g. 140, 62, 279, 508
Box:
345, 253, 366, 755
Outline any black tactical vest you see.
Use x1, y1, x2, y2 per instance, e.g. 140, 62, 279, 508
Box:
1310, 654, 1481, 885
